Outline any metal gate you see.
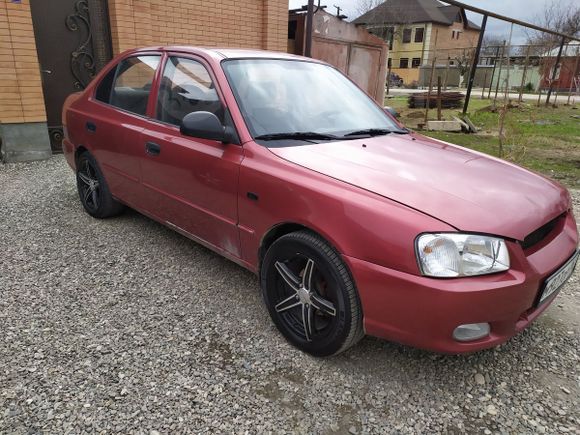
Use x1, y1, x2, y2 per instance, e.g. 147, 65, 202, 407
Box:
30, 0, 113, 152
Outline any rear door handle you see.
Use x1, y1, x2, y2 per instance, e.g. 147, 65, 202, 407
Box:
86, 121, 96, 132
145, 141, 161, 156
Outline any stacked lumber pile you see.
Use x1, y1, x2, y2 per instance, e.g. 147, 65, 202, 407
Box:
408, 92, 464, 109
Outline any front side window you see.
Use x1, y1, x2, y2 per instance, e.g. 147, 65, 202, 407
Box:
156, 57, 223, 126
109, 55, 160, 116
400, 58, 409, 68
412, 58, 421, 68
402, 28, 412, 43
222, 59, 401, 141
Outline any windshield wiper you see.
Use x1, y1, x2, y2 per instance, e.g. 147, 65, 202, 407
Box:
343, 128, 408, 137
254, 132, 341, 141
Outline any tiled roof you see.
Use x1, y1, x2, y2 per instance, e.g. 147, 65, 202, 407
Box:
353, 0, 480, 30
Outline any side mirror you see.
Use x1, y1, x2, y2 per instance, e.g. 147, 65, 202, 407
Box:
383, 106, 400, 118
180, 111, 232, 143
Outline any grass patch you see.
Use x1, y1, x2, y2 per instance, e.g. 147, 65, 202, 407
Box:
385, 95, 580, 188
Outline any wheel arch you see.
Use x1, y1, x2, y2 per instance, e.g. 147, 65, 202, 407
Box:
258, 221, 346, 274
74, 145, 89, 167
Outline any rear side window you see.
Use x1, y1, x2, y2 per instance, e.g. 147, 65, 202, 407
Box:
156, 56, 224, 126
107, 55, 160, 116
95, 67, 116, 102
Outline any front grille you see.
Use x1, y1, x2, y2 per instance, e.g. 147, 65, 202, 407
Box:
521, 214, 564, 250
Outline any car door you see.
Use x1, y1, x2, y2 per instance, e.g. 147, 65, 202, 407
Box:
87, 54, 161, 208
139, 54, 244, 258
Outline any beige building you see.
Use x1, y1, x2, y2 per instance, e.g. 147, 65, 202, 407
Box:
353, 0, 480, 85
0, 0, 288, 162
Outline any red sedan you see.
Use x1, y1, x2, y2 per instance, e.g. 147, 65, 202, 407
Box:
62, 47, 578, 356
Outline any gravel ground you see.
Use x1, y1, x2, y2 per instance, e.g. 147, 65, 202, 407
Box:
1, 156, 579, 434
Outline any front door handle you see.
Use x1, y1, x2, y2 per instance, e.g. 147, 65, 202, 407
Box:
145, 141, 161, 156
86, 121, 96, 132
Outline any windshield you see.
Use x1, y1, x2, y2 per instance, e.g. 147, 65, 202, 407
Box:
221, 59, 402, 142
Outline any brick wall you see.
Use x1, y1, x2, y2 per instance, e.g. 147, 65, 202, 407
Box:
0, 0, 46, 124
0, 0, 288, 126
430, 22, 480, 59
108, 0, 288, 55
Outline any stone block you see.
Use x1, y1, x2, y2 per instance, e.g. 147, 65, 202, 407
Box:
0, 122, 52, 163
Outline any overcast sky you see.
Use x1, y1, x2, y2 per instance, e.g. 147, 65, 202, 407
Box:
288, 0, 556, 44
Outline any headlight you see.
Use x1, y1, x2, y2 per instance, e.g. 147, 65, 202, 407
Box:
416, 233, 510, 277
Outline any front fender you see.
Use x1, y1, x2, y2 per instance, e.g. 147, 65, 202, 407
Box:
238, 143, 455, 274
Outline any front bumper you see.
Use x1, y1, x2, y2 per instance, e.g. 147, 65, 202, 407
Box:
344, 212, 578, 354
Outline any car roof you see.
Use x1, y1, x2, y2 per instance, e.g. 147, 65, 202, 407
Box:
126, 46, 313, 62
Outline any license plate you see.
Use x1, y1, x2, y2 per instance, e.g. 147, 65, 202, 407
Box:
539, 250, 579, 304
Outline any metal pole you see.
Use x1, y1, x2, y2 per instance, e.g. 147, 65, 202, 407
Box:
386, 63, 392, 96
436, 0, 579, 42
437, 76, 443, 120
567, 46, 580, 105
304, 0, 315, 58
482, 71, 488, 98
424, 29, 439, 126
498, 24, 514, 158
518, 45, 531, 103
488, 45, 501, 99
546, 37, 566, 106
494, 41, 506, 104
504, 23, 514, 101
463, 14, 487, 115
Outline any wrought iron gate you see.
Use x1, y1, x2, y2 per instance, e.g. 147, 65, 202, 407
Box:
30, 0, 113, 152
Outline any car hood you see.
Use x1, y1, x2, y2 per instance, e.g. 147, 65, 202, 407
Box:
268, 133, 570, 241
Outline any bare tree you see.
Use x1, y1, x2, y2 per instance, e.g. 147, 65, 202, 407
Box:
453, 49, 474, 87
356, 0, 383, 16
482, 35, 504, 54
354, 0, 413, 43
526, 0, 580, 52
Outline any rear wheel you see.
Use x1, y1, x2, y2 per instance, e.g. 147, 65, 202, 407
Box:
76, 152, 124, 218
261, 231, 364, 356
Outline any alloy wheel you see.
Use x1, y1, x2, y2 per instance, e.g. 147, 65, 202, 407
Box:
273, 256, 337, 342
78, 159, 100, 212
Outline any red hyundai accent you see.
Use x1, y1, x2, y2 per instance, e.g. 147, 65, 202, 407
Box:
62, 47, 578, 356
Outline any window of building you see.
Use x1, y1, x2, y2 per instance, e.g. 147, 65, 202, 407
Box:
411, 58, 421, 68
402, 28, 412, 43
414, 28, 424, 43
452, 30, 456, 39
387, 58, 392, 68
109, 55, 161, 116
399, 58, 409, 68
156, 57, 223, 126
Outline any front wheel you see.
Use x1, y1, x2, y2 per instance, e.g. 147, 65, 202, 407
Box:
76, 152, 124, 219
261, 231, 364, 356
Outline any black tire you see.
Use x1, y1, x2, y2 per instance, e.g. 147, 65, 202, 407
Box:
76, 152, 124, 219
261, 230, 364, 357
